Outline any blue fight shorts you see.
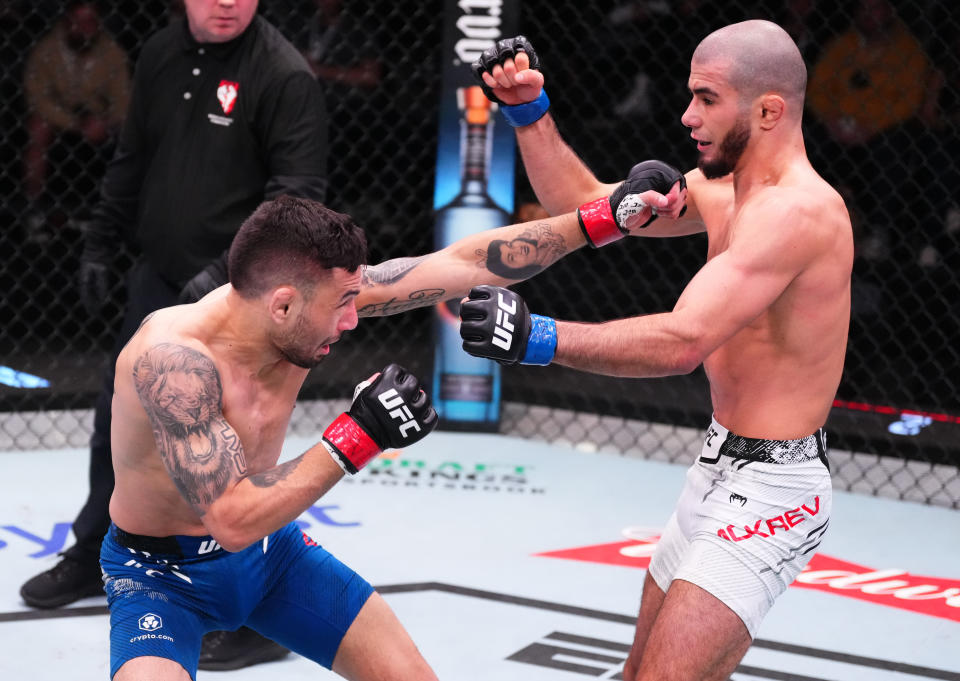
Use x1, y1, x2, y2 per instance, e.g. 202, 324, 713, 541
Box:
100, 521, 373, 680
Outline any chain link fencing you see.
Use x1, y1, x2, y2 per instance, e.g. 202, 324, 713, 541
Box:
1, 0, 958, 507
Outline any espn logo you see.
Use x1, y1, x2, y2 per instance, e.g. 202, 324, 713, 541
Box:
492, 292, 516, 351
378, 389, 421, 438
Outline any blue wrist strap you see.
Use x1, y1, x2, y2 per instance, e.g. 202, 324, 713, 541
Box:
500, 90, 551, 128
522, 314, 557, 365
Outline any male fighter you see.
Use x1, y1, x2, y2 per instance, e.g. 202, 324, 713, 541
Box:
104, 177, 686, 679
464, 22, 852, 681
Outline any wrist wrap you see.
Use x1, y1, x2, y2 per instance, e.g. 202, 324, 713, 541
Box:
322, 413, 381, 475
522, 314, 557, 365
500, 90, 550, 127
577, 197, 625, 248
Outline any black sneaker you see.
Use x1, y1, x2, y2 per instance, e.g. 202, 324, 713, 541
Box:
20, 556, 104, 609
198, 627, 290, 671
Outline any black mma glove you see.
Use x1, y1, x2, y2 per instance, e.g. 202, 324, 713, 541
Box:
178, 252, 229, 304
577, 160, 687, 248
459, 285, 557, 366
78, 221, 113, 315
472, 36, 550, 127
472, 35, 541, 104
322, 364, 437, 474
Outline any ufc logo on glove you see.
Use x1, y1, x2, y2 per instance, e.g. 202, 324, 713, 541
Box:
459, 285, 557, 366
492, 292, 516, 351
378, 389, 422, 438
322, 364, 437, 474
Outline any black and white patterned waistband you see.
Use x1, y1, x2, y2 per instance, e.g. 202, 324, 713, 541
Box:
701, 416, 828, 467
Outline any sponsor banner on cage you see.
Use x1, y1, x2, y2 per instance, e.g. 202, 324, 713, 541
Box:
537, 531, 960, 622
431, 0, 519, 429
343, 450, 546, 494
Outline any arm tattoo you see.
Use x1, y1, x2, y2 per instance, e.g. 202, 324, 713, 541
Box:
362, 256, 428, 286
133, 343, 247, 515
357, 288, 446, 317
247, 457, 302, 488
476, 222, 567, 280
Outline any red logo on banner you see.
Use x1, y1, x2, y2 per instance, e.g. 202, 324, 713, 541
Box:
217, 80, 239, 114
536, 535, 960, 622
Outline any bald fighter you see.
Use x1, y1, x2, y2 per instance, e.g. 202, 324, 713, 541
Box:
466, 21, 853, 681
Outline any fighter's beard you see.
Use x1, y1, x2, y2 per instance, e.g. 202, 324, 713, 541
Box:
699, 117, 751, 179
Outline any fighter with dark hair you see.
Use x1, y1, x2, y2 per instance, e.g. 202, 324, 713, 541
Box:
102, 181, 686, 680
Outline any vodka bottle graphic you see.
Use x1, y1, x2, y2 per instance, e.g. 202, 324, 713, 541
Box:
432, 86, 509, 429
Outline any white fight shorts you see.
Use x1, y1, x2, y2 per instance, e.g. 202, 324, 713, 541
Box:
648, 416, 832, 637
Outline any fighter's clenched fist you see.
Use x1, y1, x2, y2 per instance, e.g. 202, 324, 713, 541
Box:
459, 285, 556, 366
578, 160, 688, 247
472, 36, 549, 126
323, 364, 437, 474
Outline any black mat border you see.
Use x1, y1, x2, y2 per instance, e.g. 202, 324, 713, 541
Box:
1, 582, 956, 680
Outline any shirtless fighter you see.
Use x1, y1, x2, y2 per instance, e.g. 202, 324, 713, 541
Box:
103, 182, 686, 679
463, 22, 853, 681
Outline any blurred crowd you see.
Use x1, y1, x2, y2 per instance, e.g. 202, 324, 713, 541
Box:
0, 0, 957, 409
556, 0, 959, 272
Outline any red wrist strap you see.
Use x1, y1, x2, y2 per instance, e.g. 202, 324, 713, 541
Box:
577, 197, 623, 248
322, 413, 381, 474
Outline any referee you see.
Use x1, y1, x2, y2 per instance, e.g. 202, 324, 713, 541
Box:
20, 0, 327, 670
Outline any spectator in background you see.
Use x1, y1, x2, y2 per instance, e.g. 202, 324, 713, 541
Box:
808, 0, 932, 152
267, 0, 385, 214
22, 1, 130, 244
18, 0, 327, 671
296, 0, 382, 90
910, 9, 960, 269
773, 0, 833, 64
599, 0, 745, 166
605, 0, 725, 124
806, 0, 938, 259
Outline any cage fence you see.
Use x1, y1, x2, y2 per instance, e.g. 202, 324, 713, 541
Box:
0, 0, 957, 507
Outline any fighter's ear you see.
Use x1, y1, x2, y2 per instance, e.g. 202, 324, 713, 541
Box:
268, 286, 297, 322
758, 93, 785, 129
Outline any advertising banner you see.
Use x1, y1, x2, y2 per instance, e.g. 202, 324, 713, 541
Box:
432, 0, 519, 430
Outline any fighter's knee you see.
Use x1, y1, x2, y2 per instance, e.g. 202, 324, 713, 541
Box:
113, 655, 191, 681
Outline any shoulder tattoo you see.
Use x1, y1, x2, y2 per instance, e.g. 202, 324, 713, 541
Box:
133, 343, 247, 514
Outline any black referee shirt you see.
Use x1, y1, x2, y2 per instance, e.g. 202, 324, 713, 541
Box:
93, 15, 328, 286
